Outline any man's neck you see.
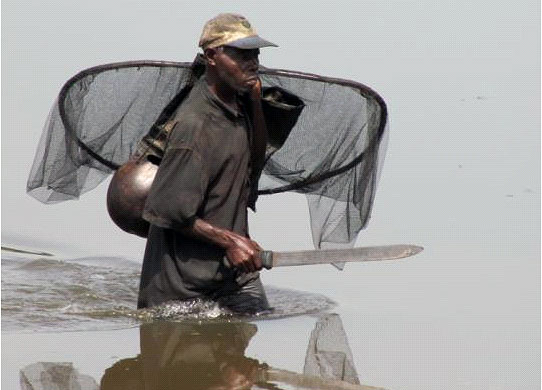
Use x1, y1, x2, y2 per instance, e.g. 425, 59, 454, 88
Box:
205, 75, 239, 112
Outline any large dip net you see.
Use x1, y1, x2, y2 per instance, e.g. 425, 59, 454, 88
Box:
27, 59, 389, 249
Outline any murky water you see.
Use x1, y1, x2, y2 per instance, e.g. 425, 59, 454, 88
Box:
8, 313, 378, 390
2, 247, 374, 390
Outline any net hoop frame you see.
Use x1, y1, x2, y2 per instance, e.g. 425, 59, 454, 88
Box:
57, 60, 388, 195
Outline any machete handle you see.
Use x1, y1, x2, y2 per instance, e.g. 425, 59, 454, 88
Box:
260, 251, 273, 270
223, 251, 273, 270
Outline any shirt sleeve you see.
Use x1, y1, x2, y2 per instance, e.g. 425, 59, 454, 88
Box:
142, 145, 209, 231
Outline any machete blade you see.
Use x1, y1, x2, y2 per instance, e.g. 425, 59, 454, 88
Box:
261, 244, 423, 269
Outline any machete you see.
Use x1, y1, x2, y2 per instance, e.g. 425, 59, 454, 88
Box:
225, 244, 423, 270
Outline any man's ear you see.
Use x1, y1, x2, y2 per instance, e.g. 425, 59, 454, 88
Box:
203, 48, 218, 66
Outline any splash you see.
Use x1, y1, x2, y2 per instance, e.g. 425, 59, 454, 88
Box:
2, 252, 335, 332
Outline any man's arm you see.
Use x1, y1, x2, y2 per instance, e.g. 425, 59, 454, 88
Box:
180, 218, 263, 273
143, 145, 263, 272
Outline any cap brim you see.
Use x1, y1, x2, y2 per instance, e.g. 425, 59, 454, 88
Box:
225, 35, 278, 49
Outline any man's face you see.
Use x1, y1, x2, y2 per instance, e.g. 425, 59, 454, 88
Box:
212, 46, 260, 93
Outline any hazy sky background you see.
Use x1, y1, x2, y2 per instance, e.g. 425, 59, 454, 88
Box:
3, 0, 540, 308
2, 1, 540, 388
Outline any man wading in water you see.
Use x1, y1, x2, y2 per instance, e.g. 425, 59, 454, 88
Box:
137, 14, 277, 313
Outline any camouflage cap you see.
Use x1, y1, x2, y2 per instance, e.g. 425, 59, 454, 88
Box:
199, 13, 278, 50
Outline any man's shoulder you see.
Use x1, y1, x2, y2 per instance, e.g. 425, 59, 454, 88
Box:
165, 80, 233, 150
167, 110, 217, 148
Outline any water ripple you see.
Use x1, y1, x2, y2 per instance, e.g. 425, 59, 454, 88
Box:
2, 254, 335, 332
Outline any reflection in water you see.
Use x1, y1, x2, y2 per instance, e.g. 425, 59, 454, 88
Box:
20, 314, 387, 390
304, 313, 360, 384
20, 362, 98, 390
102, 321, 261, 390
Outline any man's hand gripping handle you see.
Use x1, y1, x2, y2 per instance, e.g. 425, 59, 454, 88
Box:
224, 251, 273, 270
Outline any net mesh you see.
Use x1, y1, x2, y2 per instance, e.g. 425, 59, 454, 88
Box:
27, 60, 388, 249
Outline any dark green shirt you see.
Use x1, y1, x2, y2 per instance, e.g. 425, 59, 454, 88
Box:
138, 78, 258, 308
